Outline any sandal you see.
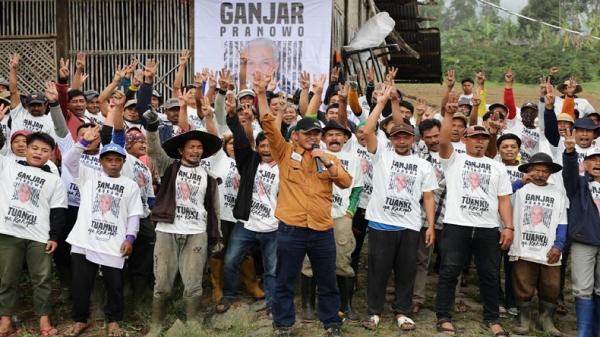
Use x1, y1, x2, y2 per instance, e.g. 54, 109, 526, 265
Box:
0, 328, 18, 337
63, 322, 88, 337
360, 315, 380, 330
436, 318, 456, 335
40, 326, 58, 337
215, 298, 232, 314
486, 322, 509, 337
107, 326, 124, 337
396, 315, 416, 331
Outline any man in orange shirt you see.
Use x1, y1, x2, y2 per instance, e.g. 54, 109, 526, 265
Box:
255, 70, 352, 337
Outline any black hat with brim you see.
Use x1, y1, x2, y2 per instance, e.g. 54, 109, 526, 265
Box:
518, 152, 562, 174
323, 120, 352, 138
162, 130, 222, 160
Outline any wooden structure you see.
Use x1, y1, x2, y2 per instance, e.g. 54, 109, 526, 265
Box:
0, 0, 439, 97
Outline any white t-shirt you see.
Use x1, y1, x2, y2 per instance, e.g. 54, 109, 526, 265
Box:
187, 107, 205, 131
212, 150, 239, 222
589, 181, 600, 213
576, 144, 594, 176
0, 157, 67, 243
554, 96, 595, 117
330, 150, 363, 219
67, 167, 143, 263
505, 126, 540, 163
7, 153, 59, 176
356, 145, 373, 209
122, 154, 155, 218
442, 151, 513, 228
504, 164, 525, 184
242, 161, 280, 232
366, 142, 438, 231
156, 165, 208, 234
10, 104, 56, 138
0, 115, 10, 155
85, 110, 105, 125
509, 183, 568, 266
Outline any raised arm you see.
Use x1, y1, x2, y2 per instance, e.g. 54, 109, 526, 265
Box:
298, 71, 310, 116
178, 89, 194, 133
337, 82, 349, 128
99, 66, 127, 118
64, 125, 100, 178
364, 84, 393, 154
469, 91, 481, 126
44, 81, 69, 138
562, 128, 579, 196
173, 50, 190, 98
440, 92, 458, 159
305, 74, 326, 119
441, 69, 455, 116
239, 47, 248, 90
543, 79, 560, 146
71, 52, 86, 91
8, 53, 21, 109
201, 96, 219, 136
503, 69, 516, 120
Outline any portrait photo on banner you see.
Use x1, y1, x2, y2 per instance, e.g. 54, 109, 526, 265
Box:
194, 0, 333, 93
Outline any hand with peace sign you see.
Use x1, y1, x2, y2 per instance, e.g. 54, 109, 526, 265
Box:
446, 69, 456, 90
563, 127, 576, 153
504, 68, 513, 88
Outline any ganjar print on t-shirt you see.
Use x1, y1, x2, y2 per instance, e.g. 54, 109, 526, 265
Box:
460, 160, 492, 216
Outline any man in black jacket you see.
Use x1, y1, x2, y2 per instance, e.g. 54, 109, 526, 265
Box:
216, 111, 280, 316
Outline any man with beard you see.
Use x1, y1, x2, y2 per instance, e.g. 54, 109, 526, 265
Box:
361, 84, 437, 332
562, 131, 600, 337
509, 153, 567, 337
435, 94, 514, 337
216, 108, 280, 316
300, 120, 363, 321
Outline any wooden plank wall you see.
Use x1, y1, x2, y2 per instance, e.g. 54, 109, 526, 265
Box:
68, 0, 194, 100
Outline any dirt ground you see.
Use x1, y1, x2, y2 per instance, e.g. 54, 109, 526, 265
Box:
11, 238, 578, 337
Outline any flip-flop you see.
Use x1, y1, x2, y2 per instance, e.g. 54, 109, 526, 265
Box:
485, 322, 509, 337
107, 326, 124, 337
436, 318, 456, 335
63, 323, 89, 337
40, 326, 58, 337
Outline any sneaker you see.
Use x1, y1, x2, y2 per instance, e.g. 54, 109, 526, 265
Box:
274, 327, 292, 337
507, 307, 519, 316
325, 326, 342, 337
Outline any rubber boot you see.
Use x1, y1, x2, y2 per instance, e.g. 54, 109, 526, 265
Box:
575, 297, 594, 337
593, 295, 600, 337
513, 301, 532, 335
185, 296, 203, 325
144, 298, 166, 337
301, 275, 316, 321
538, 301, 561, 337
337, 276, 359, 321
241, 256, 265, 299
209, 258, 224, 303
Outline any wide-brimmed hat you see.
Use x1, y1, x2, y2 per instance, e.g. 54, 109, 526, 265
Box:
557, 113, 574, 124
557, 80, 582, 94
518, 152, 562, 173
452, 112, 469, 125
161, 130, 222, 159
322, 120, 352, 138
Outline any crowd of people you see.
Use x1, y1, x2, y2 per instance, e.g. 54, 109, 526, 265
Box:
0, 48, 599, 337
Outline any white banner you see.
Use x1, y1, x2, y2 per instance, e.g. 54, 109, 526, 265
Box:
194, 0, 333, 94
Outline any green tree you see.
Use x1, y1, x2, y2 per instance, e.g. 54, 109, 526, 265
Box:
519, 0, 560, 37
445, 0, 476, 28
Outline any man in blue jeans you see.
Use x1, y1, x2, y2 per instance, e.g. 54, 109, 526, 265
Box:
255, 70, 352, 337
216, 110, 280, 315
434, 95, 515, 337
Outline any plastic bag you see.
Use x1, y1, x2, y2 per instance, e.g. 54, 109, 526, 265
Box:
345, 12, 395, 51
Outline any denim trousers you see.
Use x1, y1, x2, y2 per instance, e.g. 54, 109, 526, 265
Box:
435, 224, 501, 324
272, 223, 341, 329
223, 222, 277, 309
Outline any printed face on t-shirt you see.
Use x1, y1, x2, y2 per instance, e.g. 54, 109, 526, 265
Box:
530, 206, 544, 226
179, 182, 191, 201
99, 194, 113, 215
17, 183, 32, 203
469, 172, 481, 190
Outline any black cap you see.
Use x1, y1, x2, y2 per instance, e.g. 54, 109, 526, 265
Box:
295, 118, 323, 133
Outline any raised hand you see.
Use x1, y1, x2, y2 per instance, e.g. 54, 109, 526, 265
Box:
545, 84, 555, 109
75, 52, 86, 71
299, 71, 310, 90
564, 127, 575, 153
445, 91, 459, 115
124, 58, 139, 79
179, 50, 191, 67
330, 66, 340, 84
549, 66, 559, 77
0, 104, 9, 121
476, 71, 486, 87
312, 74, 327, 93
225, 92, 237, 116
82, 125, 101, 142
143, 59, 159, 83
472, 90, 481, 107
566, 75, 578, 96
178, 88, 194, 107
112, 65, 128, 83
252, 70, 268, 93
377, 84, 393, 105
504, 68, 513, 85
337, 82, 349, 100
44, 81, 59, 103
367, 66, 375, 84
415, 98, 428, 117
201, 96, 212, 118
132, 69, 144, 87
267, 70, 278, 92
208, 70, 218, 89
386, 66, 398, 84
218, 68, 232, 89
111, 89, 126, 107
80, 73, 89, 85
239, 47, 248, 65
8, 53, 20, 70
59, 57, 70, 81
446, 69, 455, 89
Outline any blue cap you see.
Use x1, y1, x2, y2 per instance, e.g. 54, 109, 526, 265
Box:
100, 143, 126, 158
573, 117, 599, 131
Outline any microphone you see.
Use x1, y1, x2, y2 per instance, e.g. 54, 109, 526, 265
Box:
312, 144, 326, 173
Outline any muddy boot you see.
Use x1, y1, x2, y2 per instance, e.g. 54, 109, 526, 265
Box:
537, 301, 561, 337
241, 256, 265, 299
513, 301, 532, 335
301, 275, 316, 321
209, 258, 224, 303
185, 296, 203, 325
144, 298, 166, 337
338, 276, 359, 321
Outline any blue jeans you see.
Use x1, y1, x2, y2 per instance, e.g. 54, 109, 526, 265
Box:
223, 222, 277, 309
272, 223, 341, 329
